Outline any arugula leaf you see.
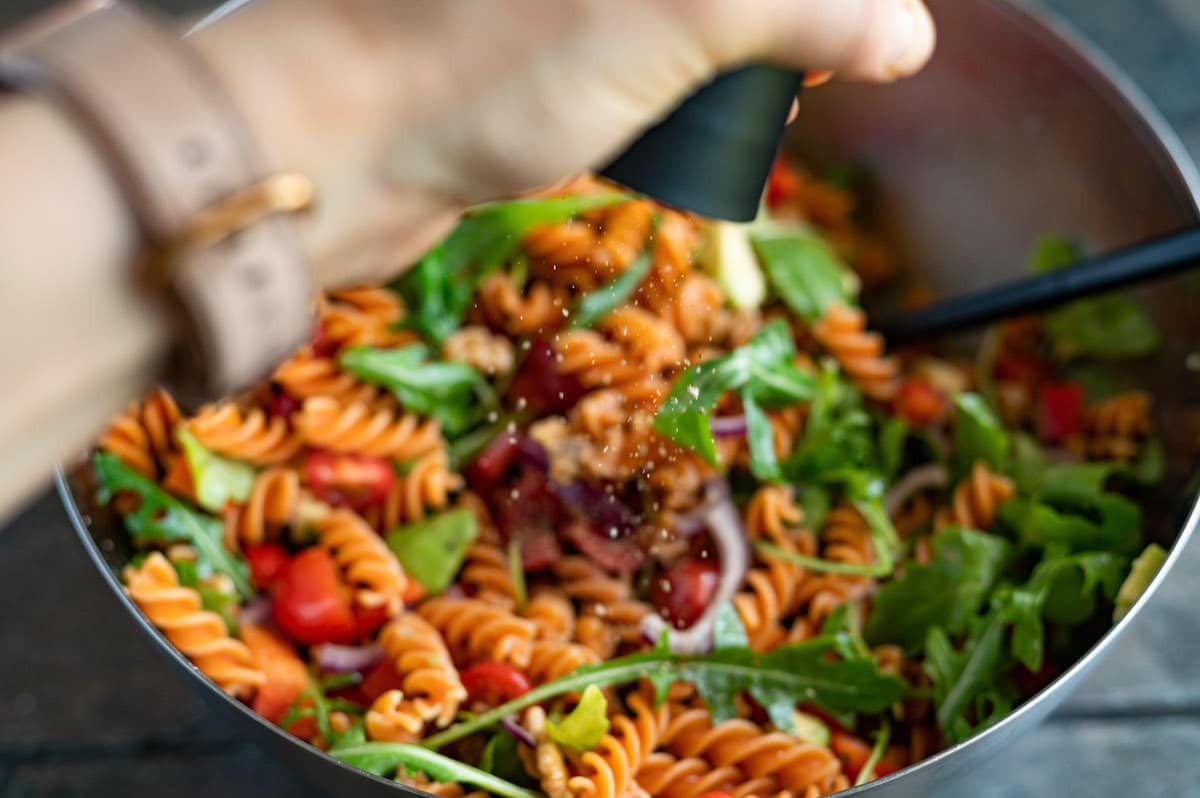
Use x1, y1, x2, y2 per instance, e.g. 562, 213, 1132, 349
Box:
782, 364, 875, 482
570, 248, 654, 328
653, 320, 814, 467
925, 609, 1013, 743
879, 417, 911, 481
756, 541, 886, 577
282, 671, 364, 749
1030, 236, 1160, 359
421, 634, 908, 749
855, 719, 892, 786
743, 394, 781, 482
340, 345, 486, 437
177, 428, 257, 513
999, 490, 1141, 555
1114, 543, 1168, 622
953, 393, 1009, 474
866, 528, 1011, 653
751, 227, 858, 321
393, 194, 628, 342
333, 743, 539, 798
547, 685, 610, 752
387, 509, 478, 594
94, 452, 252, 598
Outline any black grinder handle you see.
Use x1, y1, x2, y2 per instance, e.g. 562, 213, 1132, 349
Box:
600, 66, 804, 222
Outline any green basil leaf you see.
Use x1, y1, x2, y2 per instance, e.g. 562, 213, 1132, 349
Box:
866, 528, 1011, 653
94, 452, 253, 598
547, 685, 610, 753
387, 509, 479, 594
393, 194, 628, 343
333, 743, 539, 798
570, 248, 654, 329
340, 344, 485, 437
953, 393, 1009, 475
751, 228, 858, 321
177, 428, 257, 513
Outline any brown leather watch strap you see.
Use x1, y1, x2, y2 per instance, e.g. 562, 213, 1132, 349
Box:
0, 0, 313, 402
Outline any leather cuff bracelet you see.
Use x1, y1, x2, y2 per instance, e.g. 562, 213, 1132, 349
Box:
0, 0, 314, 403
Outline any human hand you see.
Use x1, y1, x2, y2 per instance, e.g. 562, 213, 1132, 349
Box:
192, 0, 935, 286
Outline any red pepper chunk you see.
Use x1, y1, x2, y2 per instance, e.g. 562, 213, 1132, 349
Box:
272, 548, 390, 645
766, 157, 802, 207
240, 622, 314, 737
460, 662, 533, 706
1037, 381, 1084, 443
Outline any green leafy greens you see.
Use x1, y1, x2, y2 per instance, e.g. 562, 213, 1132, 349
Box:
339, 344, 488, 437
751, 226, 858, 321
653, 320, 815, 471
93, 452, 253, 598
386, 508, 478, 594
570, 246, 654, 328
391, 194, 628, 343
177, 428, 257, 513
547, 685, 610, 752
421, 633, 908, 750
333, 744, 540, 798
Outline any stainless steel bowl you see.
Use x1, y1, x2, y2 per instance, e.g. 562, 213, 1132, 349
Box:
58, 0, 1200, 796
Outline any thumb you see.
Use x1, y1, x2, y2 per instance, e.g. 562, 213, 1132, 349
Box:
685, 0, 936, 83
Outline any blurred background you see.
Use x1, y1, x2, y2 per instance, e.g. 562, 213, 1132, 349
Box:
2, 0, 1200, 796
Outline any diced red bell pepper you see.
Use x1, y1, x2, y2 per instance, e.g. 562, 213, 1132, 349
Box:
302, 450, 395, 511
893, 377, 950, 426
649, 559, 721, 630
460, 662, 533, 706
1036, 381, 1084, 443
360, 659, 407, 704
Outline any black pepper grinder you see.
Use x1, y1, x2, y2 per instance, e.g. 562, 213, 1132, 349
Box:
600, 66, 804, 222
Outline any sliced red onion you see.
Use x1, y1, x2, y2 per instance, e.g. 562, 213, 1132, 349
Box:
314, 642, 384, 673
882, 463, 950, 518
240, 595, 272, 627
499, 715, 536, 748
641, 479, 749, 655
709, 415, 748, 438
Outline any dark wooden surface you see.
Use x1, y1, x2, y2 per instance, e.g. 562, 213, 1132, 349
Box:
4, 0, 1200, 796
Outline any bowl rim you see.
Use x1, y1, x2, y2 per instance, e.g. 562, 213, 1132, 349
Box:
59, 0, 1200, 793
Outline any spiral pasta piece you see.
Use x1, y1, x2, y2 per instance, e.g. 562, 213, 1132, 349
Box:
418, 596, 536, 668
477, 272, 567, 337
555, 328, 670, 407
317, 509, 407, 615
371, 449, 463, 531
524, 586, 575, 642
320, 286, 418, 349
187, 403, 300, 466
273, 348, 381, 406
459, 523, 518, 607
367, 612, 466, 739
294, 396, 443, 461
553, 558, 652, 647
593, 199, 656, 274
811, 303, 898, 401
791, 505, 875, 630
524, 220, 600, 264
123, 553, 264, 698
527, 640, 600, 684
523, 706, 573, 798
224, 467, 300, 549
937, 461, 1015, 531
99, 388, 183, 476
637, 752, 752, 798
660, 705, 844, 795
743, 486, 804, 546
568, 692, 663, 798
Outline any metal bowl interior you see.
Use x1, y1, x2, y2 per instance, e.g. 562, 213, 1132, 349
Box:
58, 0, 1200, 796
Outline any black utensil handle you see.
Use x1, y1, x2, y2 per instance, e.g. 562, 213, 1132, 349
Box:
876, 226, 1200, 343
600, 66, 804, 222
